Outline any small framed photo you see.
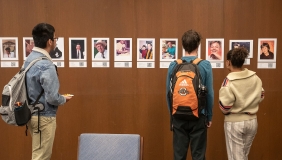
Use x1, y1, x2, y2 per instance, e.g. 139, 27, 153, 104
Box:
160, 38, 178, 61
137, 38, 155, 61
50, 37, 64, 60
114, 38, 132, 61
258, 38, 277, 62
0, 37, 18, 60
206, 38, 224, 61
69, 38, 87, 61
23, 37, 34, 60
92, 38, 109, 61
229, 40, 253, 58
182, 44, 201, 58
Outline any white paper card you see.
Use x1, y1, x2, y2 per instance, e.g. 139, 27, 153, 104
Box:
92, 62, 109, 67
257, 63, 276, 69
244, 59, 250, 65
1, 61, 19, 67
69, 62, 87, 67
160, 62, 171, 68
114, 62, 132, 68
53, 61, 65, 67
137, 62, 155, 68
211, 62, 224, 68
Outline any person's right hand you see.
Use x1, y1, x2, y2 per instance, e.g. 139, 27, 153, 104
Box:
63, 95, 73, 102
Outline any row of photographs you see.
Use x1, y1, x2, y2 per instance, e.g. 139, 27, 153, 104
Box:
0, 37, 277, 62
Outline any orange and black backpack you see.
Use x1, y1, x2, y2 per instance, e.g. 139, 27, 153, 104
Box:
169, 58, 207, 122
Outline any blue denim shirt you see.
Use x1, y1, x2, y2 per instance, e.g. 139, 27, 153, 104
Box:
24, 49, 66, 117
166, 56, 214, 121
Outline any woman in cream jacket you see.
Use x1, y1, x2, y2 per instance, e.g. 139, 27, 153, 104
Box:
219, 48, 264, 160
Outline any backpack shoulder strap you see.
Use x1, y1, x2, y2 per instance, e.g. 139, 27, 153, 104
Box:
192, 58, 203, 65
192, 58, 203, 82
175, 59, 183, 64
171, 59, 184, 79
21, 57, 46, 73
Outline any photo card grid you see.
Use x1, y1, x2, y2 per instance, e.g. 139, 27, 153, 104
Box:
0, 37, 278, 69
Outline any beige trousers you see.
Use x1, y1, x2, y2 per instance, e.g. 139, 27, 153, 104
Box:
224, 118, 257, 160
28, 116, 56, 160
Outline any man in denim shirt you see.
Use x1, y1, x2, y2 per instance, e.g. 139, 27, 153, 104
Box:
166, 30, 214, 160
24, 23, 72, 160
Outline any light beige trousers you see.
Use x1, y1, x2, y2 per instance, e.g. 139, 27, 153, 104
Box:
27, 116, 56, 160
224, 118, 257, 160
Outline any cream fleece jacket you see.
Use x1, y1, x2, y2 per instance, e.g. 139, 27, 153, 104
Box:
219, 68, 264, 122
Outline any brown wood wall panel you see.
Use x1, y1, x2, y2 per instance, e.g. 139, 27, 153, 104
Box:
0, 0, 282, 159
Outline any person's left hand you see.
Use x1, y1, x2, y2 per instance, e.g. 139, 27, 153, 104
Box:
206, 121, 212, 128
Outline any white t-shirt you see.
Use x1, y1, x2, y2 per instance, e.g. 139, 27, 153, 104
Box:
3, 52, 15, 58
95, 50, 108, 59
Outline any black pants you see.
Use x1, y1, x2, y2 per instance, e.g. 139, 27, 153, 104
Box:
172, 115, 207, 160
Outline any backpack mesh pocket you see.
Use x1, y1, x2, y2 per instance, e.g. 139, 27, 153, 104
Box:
14, 101, 31, 126
2, 95, 10, 106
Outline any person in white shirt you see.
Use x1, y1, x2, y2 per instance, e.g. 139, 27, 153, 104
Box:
3, 47, 15, 58
94, 40, 107, 59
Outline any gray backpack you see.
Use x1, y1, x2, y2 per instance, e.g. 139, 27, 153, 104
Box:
0, 57, 45, 126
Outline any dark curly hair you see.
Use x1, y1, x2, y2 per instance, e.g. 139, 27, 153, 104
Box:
227, 48, 249, 68
32, 23, 55, 48
182, 30, 201, 53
